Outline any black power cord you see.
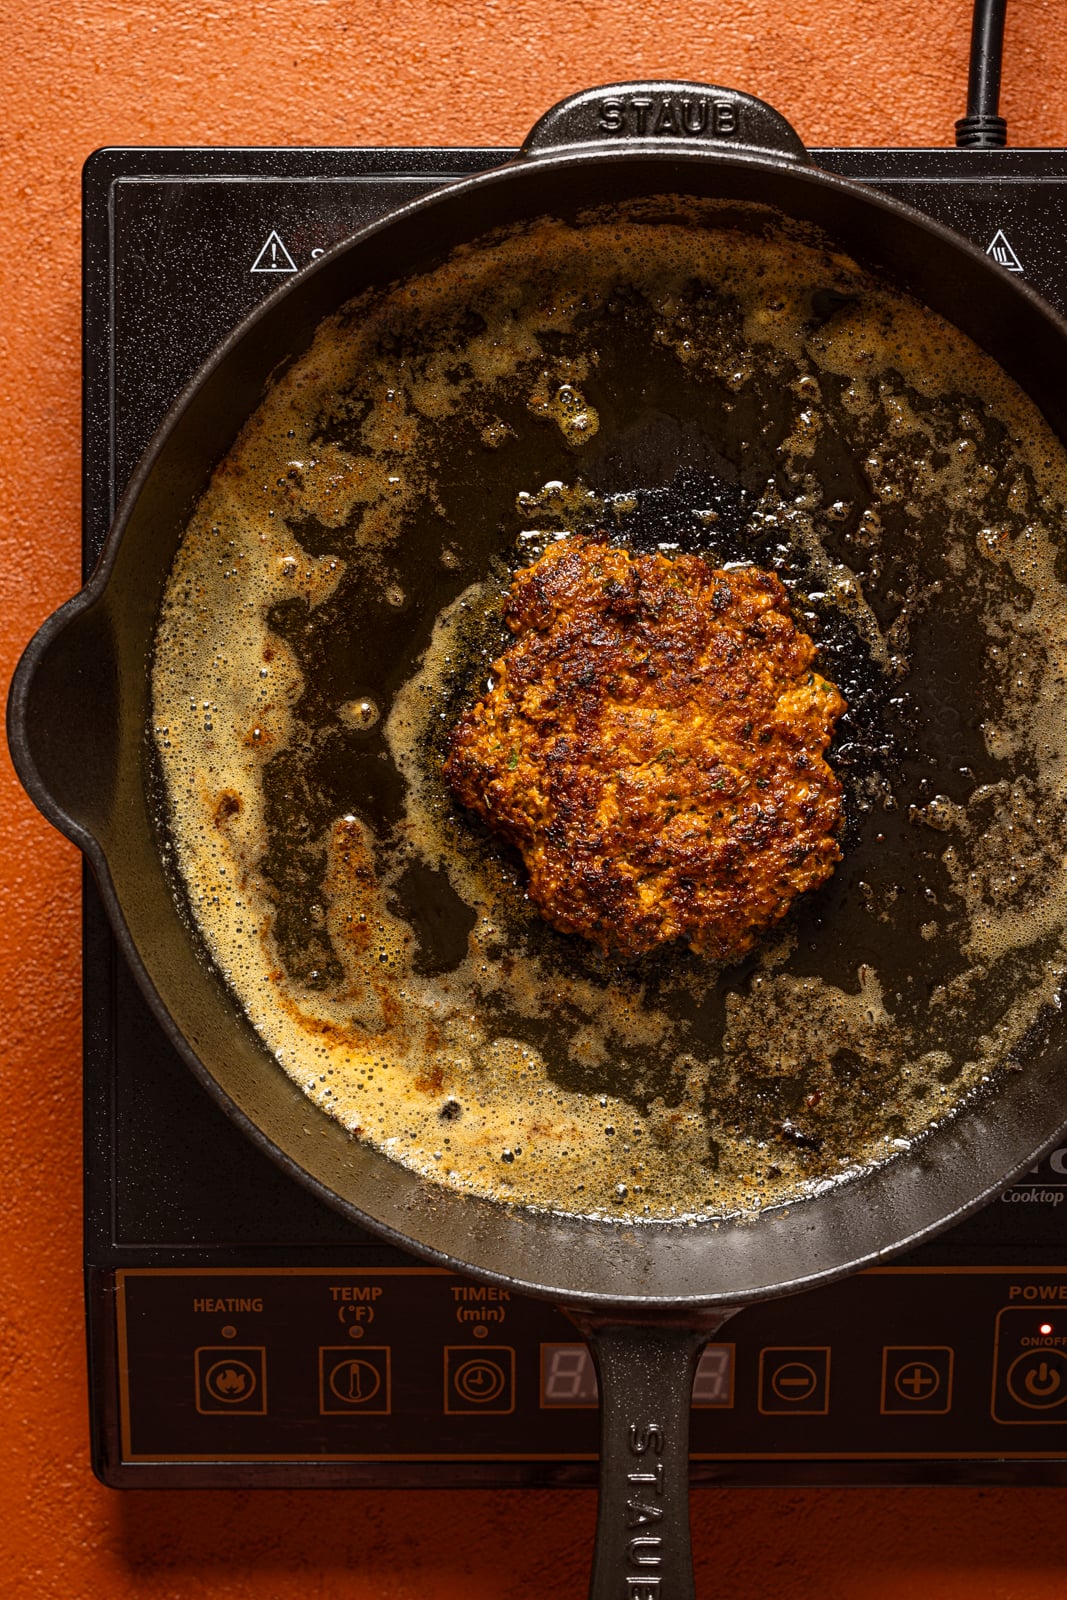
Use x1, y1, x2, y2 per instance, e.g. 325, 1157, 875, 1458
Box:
955, 0, 1009, 147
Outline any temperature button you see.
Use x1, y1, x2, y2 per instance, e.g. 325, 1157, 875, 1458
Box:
993, 1306, 1067, 1423
444, 1346, 515, 1415
319, 1347, 392, 1415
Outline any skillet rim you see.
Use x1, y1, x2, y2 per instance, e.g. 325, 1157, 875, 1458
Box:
11, 126, 1067, 1311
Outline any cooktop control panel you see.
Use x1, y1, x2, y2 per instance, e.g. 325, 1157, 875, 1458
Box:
84, 141, 1067, 1487
105, 1266, 1067, 1485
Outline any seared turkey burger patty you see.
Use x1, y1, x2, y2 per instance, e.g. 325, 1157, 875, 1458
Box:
444, 538, 846, 961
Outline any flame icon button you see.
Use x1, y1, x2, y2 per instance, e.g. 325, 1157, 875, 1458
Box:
195, 1348, 267, 1414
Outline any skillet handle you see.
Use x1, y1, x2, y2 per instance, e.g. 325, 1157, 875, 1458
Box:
6, 594, 120, 857
522, 82, 811, 165
575, 1313, 738, 1600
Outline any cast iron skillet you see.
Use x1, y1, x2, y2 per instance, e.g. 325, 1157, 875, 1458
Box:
12, 84, 1067, 1596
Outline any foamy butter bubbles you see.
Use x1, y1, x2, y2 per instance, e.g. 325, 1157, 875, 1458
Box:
153, 199, 1067, 1222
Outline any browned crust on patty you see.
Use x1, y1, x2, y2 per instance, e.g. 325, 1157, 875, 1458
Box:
443, 538, 846, 960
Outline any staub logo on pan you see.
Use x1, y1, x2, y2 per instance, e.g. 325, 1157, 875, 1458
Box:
597, 95, 740, 138
625, 1420, 665, 1596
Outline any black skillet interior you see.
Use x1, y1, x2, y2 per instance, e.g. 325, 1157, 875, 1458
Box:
13, 101, 1067, 1311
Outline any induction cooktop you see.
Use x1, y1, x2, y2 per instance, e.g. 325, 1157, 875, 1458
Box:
83, 140, 1067, 1488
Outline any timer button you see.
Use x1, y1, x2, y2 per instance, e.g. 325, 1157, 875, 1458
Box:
444, 1346, 515, 1415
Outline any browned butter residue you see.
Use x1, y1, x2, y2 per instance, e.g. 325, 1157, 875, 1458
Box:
152, 199, 1067, 1221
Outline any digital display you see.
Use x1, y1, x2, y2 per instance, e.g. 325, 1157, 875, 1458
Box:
541, 1344, 598, 1406
692, 1344, 734, 1407
540, 1343, 734, 1408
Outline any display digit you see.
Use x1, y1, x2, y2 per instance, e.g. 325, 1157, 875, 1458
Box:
540, 1343, 733, 1407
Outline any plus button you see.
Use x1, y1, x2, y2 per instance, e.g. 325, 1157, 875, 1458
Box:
882, 1347, 953, 1414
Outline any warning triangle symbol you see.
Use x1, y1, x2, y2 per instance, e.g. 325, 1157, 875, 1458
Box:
986, 229, 1023, 274
250, 229, 297, 274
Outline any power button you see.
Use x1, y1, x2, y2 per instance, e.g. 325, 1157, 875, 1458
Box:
992, 1307, 1067, 1423
1006, 1351, 1067, 1409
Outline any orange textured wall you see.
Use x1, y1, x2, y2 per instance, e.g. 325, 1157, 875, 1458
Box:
5, 2, 1067, 1596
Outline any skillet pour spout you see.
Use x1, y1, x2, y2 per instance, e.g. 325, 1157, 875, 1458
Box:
11, 78, 1067, 1600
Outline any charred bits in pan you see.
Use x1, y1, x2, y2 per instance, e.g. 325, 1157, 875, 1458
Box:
152, 198, 1067, 1221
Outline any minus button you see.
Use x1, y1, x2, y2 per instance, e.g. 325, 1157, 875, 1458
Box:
758, 1347, 831, 1415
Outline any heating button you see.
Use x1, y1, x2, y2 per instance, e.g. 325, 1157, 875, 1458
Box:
194, 1346, 267, 1415
993, 1307, 1067, 1423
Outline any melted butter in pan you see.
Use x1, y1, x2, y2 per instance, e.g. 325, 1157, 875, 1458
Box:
152, 199, 1067, 1220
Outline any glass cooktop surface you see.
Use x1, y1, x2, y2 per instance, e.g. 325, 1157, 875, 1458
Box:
83, 141, 1067, 1487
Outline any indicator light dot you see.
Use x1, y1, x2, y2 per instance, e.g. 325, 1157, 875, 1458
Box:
1040, 1323, 1054, 1336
